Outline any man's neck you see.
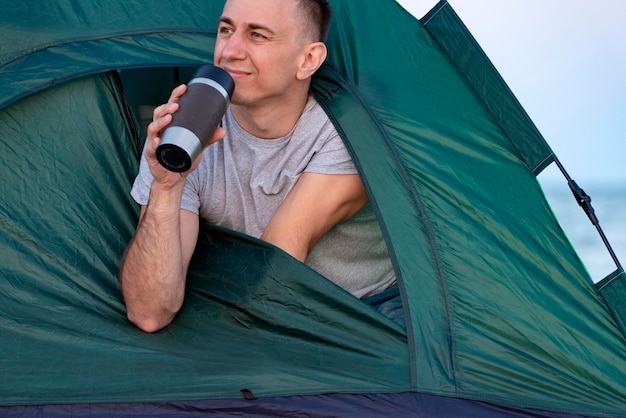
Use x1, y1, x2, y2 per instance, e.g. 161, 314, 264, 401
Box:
230, 93, 310, 140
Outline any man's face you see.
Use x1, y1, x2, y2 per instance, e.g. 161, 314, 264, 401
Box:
215, 0, 309, 108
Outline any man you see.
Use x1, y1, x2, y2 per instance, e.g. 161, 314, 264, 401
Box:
119, 0, 397, 333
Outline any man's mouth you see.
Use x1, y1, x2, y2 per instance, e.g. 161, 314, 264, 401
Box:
222, 67, 250, 79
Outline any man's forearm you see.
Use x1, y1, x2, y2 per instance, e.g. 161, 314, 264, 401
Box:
119, 184, 186, 332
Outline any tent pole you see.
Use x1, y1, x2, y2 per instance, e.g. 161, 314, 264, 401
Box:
553, 157, 623, 272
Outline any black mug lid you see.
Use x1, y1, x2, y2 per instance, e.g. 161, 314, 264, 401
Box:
192, 64, 235, 97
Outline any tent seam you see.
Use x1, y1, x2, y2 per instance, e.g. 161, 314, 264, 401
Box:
0, 28, 217, 68
315, 62, 457, 392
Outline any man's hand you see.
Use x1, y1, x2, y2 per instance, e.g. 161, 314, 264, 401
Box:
145, 84, 225, 187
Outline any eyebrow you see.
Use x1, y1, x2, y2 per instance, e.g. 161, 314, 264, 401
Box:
218, 16, 277, 36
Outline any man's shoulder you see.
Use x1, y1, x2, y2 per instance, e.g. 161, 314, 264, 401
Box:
300, 95, 336, 133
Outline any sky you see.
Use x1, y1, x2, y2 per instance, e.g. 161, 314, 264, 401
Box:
396, 0, 625, 279
397, 0, 626, 185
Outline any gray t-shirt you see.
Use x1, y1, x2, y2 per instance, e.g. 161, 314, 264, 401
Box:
131, 96, 396, 298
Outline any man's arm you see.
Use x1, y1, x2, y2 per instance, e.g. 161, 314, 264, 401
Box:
119, 84, 224, 333
261, 172, 369, 262
119, 191, 199, 333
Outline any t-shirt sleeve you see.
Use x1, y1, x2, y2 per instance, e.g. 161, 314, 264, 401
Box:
180, 170, 201, 215
130, 150, 201, 215
130, 152, 153, 206
304, 129, 358, 175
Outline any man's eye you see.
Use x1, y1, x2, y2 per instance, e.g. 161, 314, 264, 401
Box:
219, 26, 233, 35
251, 32, 267, 39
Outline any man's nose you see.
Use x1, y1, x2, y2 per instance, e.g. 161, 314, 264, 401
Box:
220, 33, 245, 60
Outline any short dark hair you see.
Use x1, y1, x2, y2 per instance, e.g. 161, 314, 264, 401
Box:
297, 0, 332, 42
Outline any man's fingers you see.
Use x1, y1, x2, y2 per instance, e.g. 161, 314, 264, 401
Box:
206, 127, 226, 146
152, 102, 179, 122
147, 112, 173, 140
168, 84, 187, 103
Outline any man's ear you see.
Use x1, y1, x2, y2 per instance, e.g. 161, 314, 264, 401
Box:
296, 42, 327, 80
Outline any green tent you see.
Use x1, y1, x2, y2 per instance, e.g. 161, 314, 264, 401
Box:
1, 0, 625, 416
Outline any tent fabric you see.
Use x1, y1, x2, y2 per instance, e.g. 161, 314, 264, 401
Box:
420, 2, 554, 176
597, 270, 626, 335
0, 393, 588, 418
0, 1, 224, 110
1, 0, 626, 417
